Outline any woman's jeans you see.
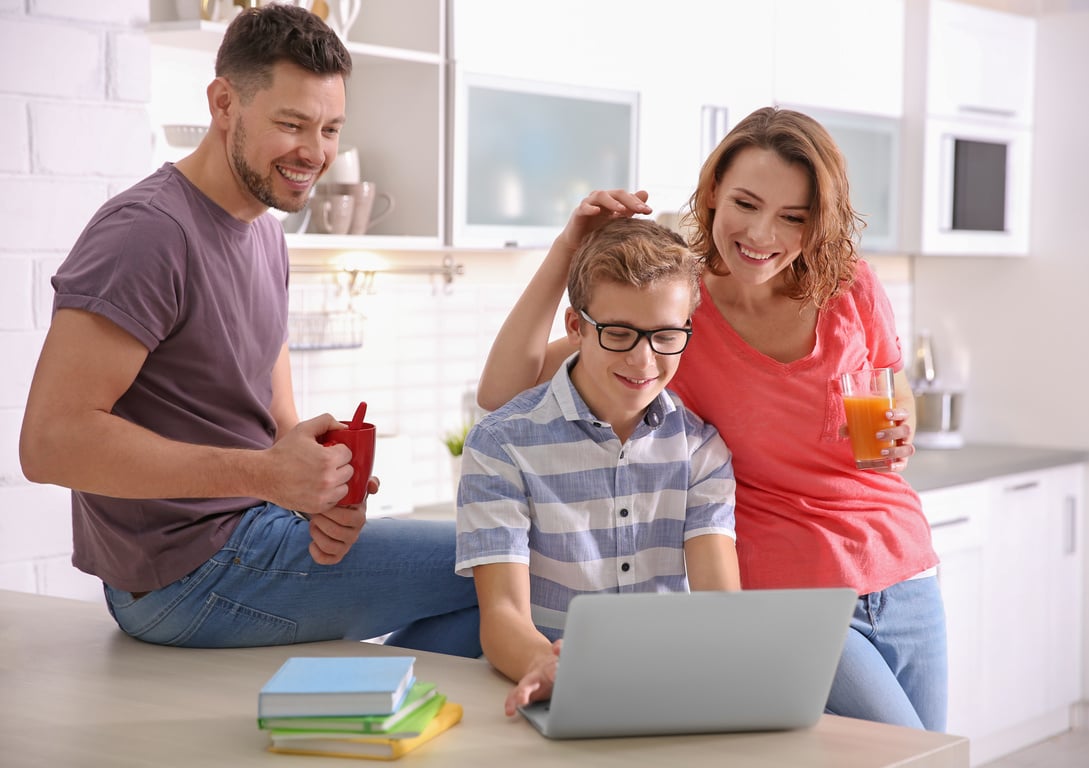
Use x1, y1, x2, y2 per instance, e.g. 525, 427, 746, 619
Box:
825, 575, 948, 731
103, 504, 481, 657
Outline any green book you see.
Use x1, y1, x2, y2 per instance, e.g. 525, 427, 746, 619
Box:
269, 693, 446, 741
258, 682, 439, 735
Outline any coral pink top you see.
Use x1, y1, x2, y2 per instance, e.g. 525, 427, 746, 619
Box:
669, 261, 937, 594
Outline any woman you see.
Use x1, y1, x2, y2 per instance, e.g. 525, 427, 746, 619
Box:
475, 106, 946, 731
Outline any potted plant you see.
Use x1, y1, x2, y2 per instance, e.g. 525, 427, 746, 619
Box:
441, 423, 472, 503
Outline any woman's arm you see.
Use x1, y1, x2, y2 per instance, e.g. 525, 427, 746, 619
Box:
476, 189, 653, 411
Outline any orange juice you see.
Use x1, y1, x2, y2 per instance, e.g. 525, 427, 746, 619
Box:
843, 394, 895, 469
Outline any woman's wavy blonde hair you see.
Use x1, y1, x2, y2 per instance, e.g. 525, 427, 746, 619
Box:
683, 107, 863, 307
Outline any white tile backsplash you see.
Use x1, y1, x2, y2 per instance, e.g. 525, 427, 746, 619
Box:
288, 256, 914, 510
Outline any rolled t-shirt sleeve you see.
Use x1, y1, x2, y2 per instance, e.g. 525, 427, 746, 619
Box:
52, 203, 187, 351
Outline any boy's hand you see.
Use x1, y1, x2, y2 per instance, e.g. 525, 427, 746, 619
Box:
504, 639, 563, 716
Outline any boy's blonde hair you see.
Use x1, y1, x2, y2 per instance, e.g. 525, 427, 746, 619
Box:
567, 218, 700, 314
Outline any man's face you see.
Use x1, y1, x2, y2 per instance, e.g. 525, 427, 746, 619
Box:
566, 277, 692, 435
227, 61, 346, 213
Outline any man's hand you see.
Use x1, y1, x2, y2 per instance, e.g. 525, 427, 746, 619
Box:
307, 475, 380, 565
262, 414, 356, 515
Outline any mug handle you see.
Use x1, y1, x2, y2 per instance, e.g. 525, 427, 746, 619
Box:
367, 193, 395, 228
319, 198, 335, 234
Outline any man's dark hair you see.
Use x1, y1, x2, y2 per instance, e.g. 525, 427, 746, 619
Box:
215, 4, 352, 102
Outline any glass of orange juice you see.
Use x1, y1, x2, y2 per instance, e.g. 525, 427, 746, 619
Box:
840, 367, 895, 470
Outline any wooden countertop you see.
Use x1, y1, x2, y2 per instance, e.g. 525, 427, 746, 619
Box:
0, 589, 967, 767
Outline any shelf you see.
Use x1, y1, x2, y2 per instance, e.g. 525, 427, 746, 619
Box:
285, 233, 444, 252
145, 20, 442, 64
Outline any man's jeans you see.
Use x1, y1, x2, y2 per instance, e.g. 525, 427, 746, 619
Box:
104, 504, 481, 657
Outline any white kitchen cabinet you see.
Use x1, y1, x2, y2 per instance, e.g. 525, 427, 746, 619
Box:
923, 462, 1086, 767
901, 0, 1036, 257
926, 0, 1035, 127
980, 473, 1053, 738
920, 480, 990, 742
773, 0, 904, 118
449, 0, 776, 219
1043, 464, 1085, 719
146, 0, 447, 250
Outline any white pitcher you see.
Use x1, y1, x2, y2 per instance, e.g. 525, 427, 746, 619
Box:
323, 0, 362, 39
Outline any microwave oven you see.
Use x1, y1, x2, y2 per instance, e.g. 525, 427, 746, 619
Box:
920, 116, 1031, 256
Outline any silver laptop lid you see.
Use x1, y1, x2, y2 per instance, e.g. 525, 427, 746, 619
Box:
522, 588, 855, 739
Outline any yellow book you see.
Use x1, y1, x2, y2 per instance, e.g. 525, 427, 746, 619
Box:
267, 701, 463, 761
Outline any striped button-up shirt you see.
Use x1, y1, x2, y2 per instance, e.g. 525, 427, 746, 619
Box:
455, 356, 736, 640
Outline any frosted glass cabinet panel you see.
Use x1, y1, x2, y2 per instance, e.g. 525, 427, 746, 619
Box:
784, 106, 901, 253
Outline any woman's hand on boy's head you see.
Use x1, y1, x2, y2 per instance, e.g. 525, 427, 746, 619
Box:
557, 189, 652, 252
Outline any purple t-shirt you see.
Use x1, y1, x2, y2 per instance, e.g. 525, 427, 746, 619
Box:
52, 164, 290, 592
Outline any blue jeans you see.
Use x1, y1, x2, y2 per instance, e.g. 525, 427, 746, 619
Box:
103, 504, 481, 657
825, 575, 948, 731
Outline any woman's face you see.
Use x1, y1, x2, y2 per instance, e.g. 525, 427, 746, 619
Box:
707, 146, 812, 287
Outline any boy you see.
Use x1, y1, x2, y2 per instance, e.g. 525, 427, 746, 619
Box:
455, 218, 739, 714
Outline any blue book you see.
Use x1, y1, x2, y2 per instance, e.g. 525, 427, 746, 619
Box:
258, 656, 416, 718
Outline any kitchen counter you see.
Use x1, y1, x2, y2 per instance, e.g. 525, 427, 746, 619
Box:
903, 443, 1089, 493
417, 444, 1089, 518
0, 590, 968, 767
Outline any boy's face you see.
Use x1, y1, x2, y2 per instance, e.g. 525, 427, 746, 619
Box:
565, 277, 692, 437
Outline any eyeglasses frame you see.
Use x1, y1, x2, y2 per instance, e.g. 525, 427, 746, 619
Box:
578, 309, 693, 355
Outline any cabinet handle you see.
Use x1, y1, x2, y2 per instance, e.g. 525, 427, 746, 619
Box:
930, 516, 971, 530
1004, 480, 1040, 493
1066, 496, 1078, 556
957, 104, 1018, 119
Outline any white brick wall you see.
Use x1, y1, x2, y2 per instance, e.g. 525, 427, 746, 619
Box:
0, 1, 149, 603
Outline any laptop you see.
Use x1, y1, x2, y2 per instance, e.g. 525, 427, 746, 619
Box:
519, 587, 856, 739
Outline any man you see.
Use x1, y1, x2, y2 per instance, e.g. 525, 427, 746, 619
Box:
19, 5, 479, 654
455, 218, 740, 713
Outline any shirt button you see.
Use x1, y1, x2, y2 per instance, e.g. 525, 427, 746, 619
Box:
593, 421, 602, 427
619, 508, 629, 518
621, 562, 631, 572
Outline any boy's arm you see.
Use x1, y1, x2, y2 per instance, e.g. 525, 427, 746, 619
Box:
684, 535, 741, 591
474, 562, 556, 683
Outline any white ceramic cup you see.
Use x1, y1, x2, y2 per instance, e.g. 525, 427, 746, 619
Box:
306, 192, 355, 235
326, 145, 360, 184
321, 182, 395, 235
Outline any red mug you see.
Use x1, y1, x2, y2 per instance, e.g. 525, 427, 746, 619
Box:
319, 421, 377, 506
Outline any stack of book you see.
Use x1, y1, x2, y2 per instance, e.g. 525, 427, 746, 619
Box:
257, 656, 462, 760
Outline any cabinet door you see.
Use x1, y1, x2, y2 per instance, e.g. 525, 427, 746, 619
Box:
921, 482, 989, 741
1043, 464, 1085, 712
773, 0, 904, 117
926, 0, 1036, 126
981, 473, 1052, 735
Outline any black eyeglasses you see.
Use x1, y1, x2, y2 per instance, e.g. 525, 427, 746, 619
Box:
579, 309, 692, 355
